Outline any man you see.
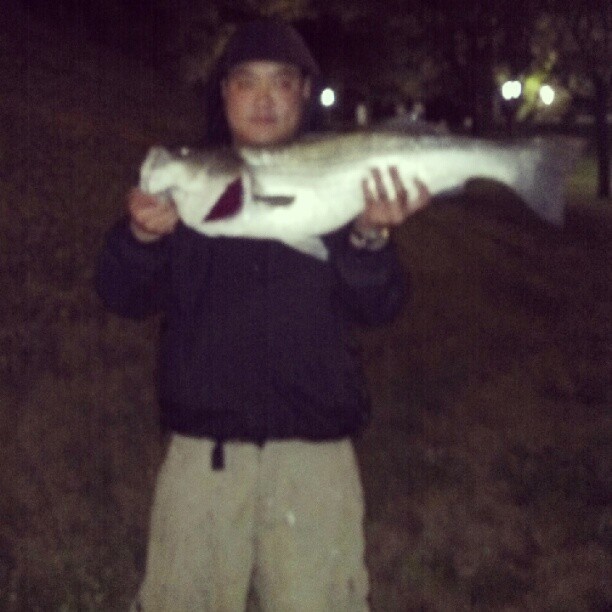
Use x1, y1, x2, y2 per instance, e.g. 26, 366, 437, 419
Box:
97, 19, 429, 612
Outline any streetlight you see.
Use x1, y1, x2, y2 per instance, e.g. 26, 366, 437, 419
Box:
539, 84, 555, 106
500, 80, 522, 134
320, 87, 336, 130
501, 80, 522, 101
320, 87, 336, 108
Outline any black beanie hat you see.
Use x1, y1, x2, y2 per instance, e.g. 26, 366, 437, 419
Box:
219, 19, 320, 77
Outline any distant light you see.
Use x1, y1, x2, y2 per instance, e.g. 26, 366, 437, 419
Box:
320, 88, 336, 107
539, 84, 555, 106
356, 103, 368, 126
501, 80, 522, 101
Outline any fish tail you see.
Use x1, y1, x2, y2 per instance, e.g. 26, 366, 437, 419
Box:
514, 137, 585, 225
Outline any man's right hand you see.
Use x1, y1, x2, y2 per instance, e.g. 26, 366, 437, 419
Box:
127, 187, 180, 242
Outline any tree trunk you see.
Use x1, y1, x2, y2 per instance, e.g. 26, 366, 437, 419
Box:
593, 72, 610, 199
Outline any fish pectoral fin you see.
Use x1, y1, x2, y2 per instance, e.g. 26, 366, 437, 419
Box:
252, 194, 295, 207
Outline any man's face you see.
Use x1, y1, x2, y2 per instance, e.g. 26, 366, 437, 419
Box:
221, 61, 311, 147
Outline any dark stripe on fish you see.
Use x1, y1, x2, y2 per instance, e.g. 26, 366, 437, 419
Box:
253, 194, 296, 206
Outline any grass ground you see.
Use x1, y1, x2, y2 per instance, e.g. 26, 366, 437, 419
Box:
357, 176, 610, 610
0, 11, 610, 607
0, 113, 609, 609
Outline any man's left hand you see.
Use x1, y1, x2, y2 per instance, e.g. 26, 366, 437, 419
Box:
353, 166, 431, 235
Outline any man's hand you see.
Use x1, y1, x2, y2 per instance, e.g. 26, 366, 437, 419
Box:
127, 187, 180, 243
353, 167, 431, 235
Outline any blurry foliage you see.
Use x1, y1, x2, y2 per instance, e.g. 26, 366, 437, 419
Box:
531, 0, 611, 83
529, 0, 610, 197
15, 0, 611, 138
154, 0, 314, 82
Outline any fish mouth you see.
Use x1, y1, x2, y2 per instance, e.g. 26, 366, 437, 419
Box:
253, 194, 295, 206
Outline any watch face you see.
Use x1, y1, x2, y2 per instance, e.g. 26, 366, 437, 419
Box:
350, 227, 390, 251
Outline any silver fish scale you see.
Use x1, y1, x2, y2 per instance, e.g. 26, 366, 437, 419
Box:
239, 132, 507, 169
175, 147, 242, 177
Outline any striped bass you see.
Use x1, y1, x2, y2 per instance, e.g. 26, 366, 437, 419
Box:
139, 132, 582, 258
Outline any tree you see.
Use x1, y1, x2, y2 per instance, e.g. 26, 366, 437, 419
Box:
410, 0, 540, 133
297, 4, 429, 119
303, 0, 538, 132
154, 0, 313, 82
532, 0, 611, 198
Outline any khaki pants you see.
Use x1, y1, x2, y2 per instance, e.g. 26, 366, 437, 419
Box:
133, 435, 369, 612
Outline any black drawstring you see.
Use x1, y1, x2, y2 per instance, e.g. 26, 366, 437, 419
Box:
212, 439, 225, 470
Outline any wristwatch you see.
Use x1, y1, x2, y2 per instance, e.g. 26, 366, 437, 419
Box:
349, 226, 390, 251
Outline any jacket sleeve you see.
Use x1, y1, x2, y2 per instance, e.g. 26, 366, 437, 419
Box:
95, 217, 171, 319
323, 225, 408, 326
